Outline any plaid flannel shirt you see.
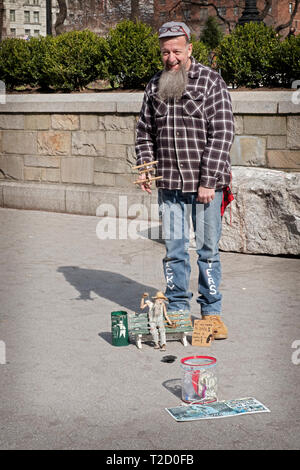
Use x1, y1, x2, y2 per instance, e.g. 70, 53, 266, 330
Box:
135, 57, 235, 193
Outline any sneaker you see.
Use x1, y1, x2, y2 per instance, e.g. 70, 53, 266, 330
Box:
160, 344, 166, 351
154, 343, 160, 349
201, 315, 228, 340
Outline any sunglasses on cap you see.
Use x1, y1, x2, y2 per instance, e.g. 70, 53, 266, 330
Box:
159, 25, 190, 41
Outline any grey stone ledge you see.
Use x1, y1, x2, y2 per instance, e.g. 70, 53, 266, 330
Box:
0, 180, 156, 216
278, 101, 300, 114
1, 91, 298, 115
0, 93, 143, 114
231, 91, 295, 114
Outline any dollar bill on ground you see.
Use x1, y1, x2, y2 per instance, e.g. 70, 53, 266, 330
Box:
166, 397, 270, 422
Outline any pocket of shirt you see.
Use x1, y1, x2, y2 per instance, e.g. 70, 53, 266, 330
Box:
151, 95, 168, 117
182, 90, 204, 118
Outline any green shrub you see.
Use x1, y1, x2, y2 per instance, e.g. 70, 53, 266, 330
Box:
2, 21, 296, 92
200, 16, 224, 51
216, 22, 281, 88
0, 38, 32, 89
191, 38, 210, 66
275, 34, 300, 87
28, 35, 55, 89
41, 30, 110, 91
107, 20, 161, 89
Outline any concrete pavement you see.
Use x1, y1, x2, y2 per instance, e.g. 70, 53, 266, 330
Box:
0, 207, 299, 450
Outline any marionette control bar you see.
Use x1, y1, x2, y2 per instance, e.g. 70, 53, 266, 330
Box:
132, 161, 163, 186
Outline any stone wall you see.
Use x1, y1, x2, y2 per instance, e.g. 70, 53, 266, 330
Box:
0, 91, 299, 185
0, 110, 137, 187
0, 91, 299, 254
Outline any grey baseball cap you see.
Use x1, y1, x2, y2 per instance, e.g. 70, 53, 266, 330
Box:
158, 21, 191, 41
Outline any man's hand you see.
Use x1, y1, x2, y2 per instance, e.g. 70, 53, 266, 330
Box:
138, 172, 152, 194
197, 186, 215, 204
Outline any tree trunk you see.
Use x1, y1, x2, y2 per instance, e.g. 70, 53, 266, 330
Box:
276, 0, 299, 34
130, 0, 139, 22
0, 0, 4, 41
55, 0, 67, 35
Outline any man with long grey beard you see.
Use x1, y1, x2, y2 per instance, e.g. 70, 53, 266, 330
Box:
135, 22, 235, 340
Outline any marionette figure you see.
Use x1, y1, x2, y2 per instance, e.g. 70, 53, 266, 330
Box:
140, 291, 172, 351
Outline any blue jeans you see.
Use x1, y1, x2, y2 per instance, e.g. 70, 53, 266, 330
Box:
158, 189, 223, 316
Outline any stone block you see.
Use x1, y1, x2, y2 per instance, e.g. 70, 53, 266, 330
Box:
2, 130, 37, 155
94, 172, 116, 186
230, 136, 266, 166
267, 150, 300, 169
220, 167, 300, 255
66, 186, 138, 216
232, 100, 277, 114
127, 146, 137, 166
287, 116, 300, 149
41, 168, 61, 182
106, 130, 135, 145
61, 157, 94, 184
65, 187, 93, 215
115, 174, 135, 187
51, 114, 79, 130
89, 187, 119, 215
24, 155, 60, 168
0, 155, 23, 180
234, 116, 244, 135
0, 114, 24, 129
244, 116, 286, 135
278, 100, 300, 114
38, 131, 71, 156
2, 182, 66, 212
24, 114, 50, 130
93, 187, 145, 218
72, 131, 106, 156
99, 115, 135, 130
94, 157, 131, 174
1, 94, 117, 113
267, 135, 286, 150
106, 144, 127, 159
24, 167, 42, 181
80, 114, 99, 131
116, 95, 144, 113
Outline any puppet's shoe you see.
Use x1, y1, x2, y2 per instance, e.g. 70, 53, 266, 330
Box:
160, 344, 166, 351
154, 343, 160, 349
201, 315, 228, 340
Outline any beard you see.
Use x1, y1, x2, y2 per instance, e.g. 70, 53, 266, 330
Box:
157, 63, 188, 101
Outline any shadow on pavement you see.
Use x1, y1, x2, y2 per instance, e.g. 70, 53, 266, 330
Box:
162, 378, 182, 399
98, 331, 113, 345
57, 266, 157, 312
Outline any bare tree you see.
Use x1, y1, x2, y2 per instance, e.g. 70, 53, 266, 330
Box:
169, 0, 299, 35
169, 0, 233, 32
275, 0, 300, 33
0, 0, 4, 41
131, 0, 140, 21
55, 0, 68, 35
109, 0, 132, 20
